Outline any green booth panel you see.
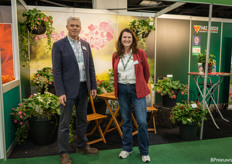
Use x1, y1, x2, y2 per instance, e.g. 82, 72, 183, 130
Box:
3, 86, 20, 150
189, 21, 222, 102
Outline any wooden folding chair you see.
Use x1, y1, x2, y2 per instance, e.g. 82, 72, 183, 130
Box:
86, 93, 107, 145
147, 83, 158, 134
132, 83, 158, 135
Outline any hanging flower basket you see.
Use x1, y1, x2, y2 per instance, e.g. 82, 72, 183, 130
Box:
129, 17, 155, 49
20, 8, 54, 65
27, 22, 46, 35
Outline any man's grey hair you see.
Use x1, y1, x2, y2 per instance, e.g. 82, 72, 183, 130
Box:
66, 16, 81, 25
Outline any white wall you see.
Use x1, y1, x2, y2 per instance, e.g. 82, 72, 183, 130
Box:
93, 0, 127, 9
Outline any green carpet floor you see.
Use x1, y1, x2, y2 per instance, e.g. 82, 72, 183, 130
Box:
1, 137, 232, 164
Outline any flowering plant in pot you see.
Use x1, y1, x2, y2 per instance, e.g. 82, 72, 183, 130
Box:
170, 101, 208, 140
11, 92, 60, 144
170, 101, 208, 126
20, 8, 54, 65
154, 77, 188, 107
197, 50, 216, 73
32, 67, 54, 93
129, 17, 155, 49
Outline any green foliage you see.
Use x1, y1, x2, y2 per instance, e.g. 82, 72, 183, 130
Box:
147, 58, 154, 77
170, 101, 208, 126
129, 17, 155, 49
154, 78, 188, 99
96, 80, 114, 95
11, 92, 60, 144
106, 69, 119, 113
197, 50, 216, 65
96, 69, 114, 95
20, 8, 54, 65
108, 68, 115, 90
32, 67, 53, 93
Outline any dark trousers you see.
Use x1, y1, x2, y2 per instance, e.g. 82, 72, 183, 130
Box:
58, 82, 89, 154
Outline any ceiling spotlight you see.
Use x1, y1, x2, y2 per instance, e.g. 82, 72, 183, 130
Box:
139, 0, 161, 7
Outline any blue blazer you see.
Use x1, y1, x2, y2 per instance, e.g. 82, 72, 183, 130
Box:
52, 36, 97, 98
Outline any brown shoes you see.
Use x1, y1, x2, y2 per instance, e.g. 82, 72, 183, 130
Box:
76, 146, 98, 155
60, 153, 72, 164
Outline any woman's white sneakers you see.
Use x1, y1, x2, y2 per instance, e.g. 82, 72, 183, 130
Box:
119, 151, 150, 163
119, 150, 133, 159
142, 155, 151, 163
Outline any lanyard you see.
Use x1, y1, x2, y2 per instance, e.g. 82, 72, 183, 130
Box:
121, 54, 132, 70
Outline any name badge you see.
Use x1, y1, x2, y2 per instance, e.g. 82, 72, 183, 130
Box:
82, 46, 87, 51
133, 60, 139, 65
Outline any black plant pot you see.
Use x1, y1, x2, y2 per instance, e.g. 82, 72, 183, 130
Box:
29, 115, 58, 146
202, 63, 212, 73
162, 90, 179, 107
27, 23, 46, 35
179, 122, 198, 141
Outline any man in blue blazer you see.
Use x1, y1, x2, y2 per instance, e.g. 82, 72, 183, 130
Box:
52, 16, 97, 164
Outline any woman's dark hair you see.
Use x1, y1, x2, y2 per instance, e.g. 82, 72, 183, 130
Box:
115, 28, 138, 58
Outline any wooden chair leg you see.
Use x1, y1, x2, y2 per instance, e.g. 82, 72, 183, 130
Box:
96, 120, 106, 143
87, 119, 103, 136
148, 111, 157, 134
152, 114, 157, 134
132, 114, 138, 129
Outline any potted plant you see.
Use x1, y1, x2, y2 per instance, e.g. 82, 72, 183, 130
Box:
197, 50, 216, 73
129, 17, 155, 49
19, 8, 54, 65
154, 77, 188, 107
11, 92, 60, 145
170, 101, 208, 140
32, 67, 55, 94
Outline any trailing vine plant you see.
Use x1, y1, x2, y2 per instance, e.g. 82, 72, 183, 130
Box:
129, 17, 155, 50
19, 8, 54, 66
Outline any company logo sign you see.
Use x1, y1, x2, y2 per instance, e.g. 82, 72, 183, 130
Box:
193, 25, 219, 33
193, 25, 201, 33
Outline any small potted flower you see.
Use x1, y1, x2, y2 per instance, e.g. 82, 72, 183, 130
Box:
170, 101, 208, 140
129, 17, 155, 49
154, 77, 188, 107
32, 67, 54, 94
11, 92, 60, 145
19, 8, 54, 65
197, 50, 216, 73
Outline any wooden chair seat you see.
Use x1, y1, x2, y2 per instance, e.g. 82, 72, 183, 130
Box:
87, 113, 107, 121
146, 106, 158, 111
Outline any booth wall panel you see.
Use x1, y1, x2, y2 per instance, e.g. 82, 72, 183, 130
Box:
3, 86, 20, 150
156, 18, 190, 103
